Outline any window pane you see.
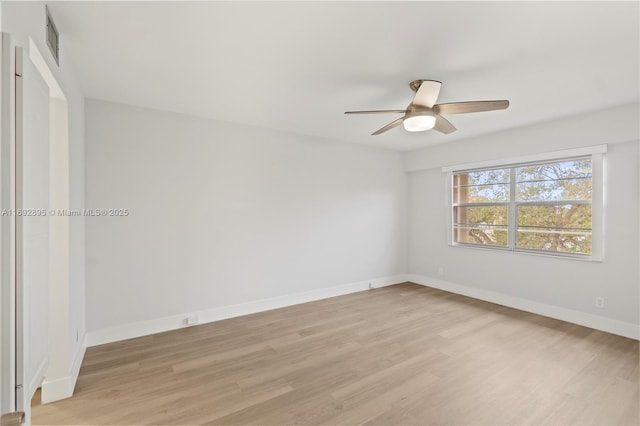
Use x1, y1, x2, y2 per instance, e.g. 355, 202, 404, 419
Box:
454, 205, 508, 226
517, 204, 591, 230
516, 159, 592, 201
517, 178, 591, 201
454, 183, 510, 203
517, 231, 591, 254
454, 205, 508, 247
454, 169, 510, 203
455, 227, 508, 247
455, 169, 509, 186
516, 159, 591, 182
517, 204, 591, 254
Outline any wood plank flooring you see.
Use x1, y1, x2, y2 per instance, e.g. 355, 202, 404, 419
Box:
32, 283, 639, 425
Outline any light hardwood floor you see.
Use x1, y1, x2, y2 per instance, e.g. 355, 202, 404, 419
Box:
32, 283, 639, 425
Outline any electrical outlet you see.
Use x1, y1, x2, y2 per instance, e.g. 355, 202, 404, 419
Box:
437, 267, 444, 276
186, 314, 199, 325
595, 297, 605, 309
368, 282, 374, 289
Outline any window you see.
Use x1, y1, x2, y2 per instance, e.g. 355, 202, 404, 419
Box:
446, 146, 605, 259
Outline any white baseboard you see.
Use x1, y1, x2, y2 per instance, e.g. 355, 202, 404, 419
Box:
41, 333, 87, 404
28, 356, 49, 399
408, 274, 640, 340
87, 275, 409, 347
41, 375, 73, 404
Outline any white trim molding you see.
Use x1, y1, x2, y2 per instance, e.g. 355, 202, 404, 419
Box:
87, 275, 409, 347
28, 356, 49, 400
41, 333, 87, 404
41, 375, 73, 405
408, 274, 639, 340
441, 144, 607, 173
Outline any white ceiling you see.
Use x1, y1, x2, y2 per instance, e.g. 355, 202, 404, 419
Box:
49, 1, 639, 151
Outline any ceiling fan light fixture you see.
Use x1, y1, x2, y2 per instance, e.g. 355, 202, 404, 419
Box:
403, 111, 436, 132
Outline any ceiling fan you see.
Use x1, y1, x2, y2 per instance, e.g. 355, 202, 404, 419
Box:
345, 79, 509, 135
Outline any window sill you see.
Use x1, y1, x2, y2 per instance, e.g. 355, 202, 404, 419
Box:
449, 242, 603, 262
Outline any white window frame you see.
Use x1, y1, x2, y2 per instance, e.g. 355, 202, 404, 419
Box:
443, 145, 606, 261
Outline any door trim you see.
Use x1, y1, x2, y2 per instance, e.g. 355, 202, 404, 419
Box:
0, 32, 17, 415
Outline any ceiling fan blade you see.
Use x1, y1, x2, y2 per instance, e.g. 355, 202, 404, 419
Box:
433, 114, 457, 134
344, 110, 406, 115
372, 117, 404, 135
434, 100, 509, 115
412, 80, 442, 108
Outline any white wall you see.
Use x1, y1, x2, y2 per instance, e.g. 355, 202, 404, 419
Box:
85, 99, 407, 338
406, 103, 639, 337
1, 1, 85, 402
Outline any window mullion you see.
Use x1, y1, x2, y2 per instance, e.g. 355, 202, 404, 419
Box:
508, 167, 517, 250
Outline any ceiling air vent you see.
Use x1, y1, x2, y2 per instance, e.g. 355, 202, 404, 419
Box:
46, 6, 59, 65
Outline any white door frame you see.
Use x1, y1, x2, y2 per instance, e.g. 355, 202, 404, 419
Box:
14, 43, 27, 415
1, 32, 53, 422
0, 32, 18, 416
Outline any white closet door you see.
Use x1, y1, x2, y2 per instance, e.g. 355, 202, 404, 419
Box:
15, 45, 50, 412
